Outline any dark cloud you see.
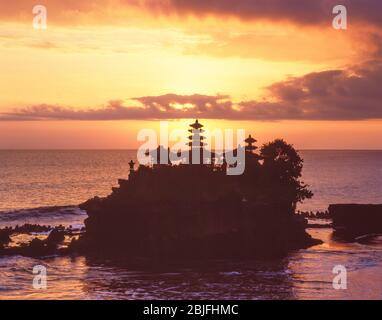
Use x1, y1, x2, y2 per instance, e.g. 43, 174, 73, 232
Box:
128, 0, 382, 27
136, 0, 329, 24
0, 96, 234, 121
239, 60, 382, 120
1, 0, 382, 27
2, 59, 382, 121
134, 94, 231, 112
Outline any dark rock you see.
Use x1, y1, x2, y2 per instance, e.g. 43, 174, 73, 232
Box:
24, 238, 50, 257
46, 228, 65, 244
29, 238, 45, 249
329, 204, 382, 241
298, 210, 331, 219
0, 230, 11, 245
0, 222, 85, 257
75, 194, 323, 260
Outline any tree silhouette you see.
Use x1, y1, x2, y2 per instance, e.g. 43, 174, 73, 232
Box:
260, 139, 313, 211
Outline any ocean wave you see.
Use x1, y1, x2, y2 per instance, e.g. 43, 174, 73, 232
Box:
0, 205, 86, 223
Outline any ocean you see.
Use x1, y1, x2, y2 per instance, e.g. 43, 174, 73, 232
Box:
0, 150, 382, 299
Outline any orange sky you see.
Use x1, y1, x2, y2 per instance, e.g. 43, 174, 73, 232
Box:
1, 0, 382, 149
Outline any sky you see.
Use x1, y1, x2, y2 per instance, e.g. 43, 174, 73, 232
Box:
0, 0, 382, 149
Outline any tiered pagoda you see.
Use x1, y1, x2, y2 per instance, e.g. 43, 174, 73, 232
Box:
187, 120, 207, 165
245, 135, 257, 153
244, 133, 262, 165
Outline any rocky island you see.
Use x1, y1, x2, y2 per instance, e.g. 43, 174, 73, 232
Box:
72, 120, 322, 259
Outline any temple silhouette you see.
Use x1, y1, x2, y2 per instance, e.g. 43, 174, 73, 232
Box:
73, 120, 321, 259
129, 119, 259, 175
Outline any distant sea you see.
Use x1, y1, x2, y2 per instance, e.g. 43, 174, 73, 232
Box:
0, 150, 382, 299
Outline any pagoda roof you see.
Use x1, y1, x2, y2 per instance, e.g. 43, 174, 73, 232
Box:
188, 129, 205, 134
245, 135, 257, 144
188, 135, 206, 140
190, 119, 204, 129
245, 145, 258, 151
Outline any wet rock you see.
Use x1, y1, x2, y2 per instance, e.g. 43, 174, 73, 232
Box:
29, 238, 45, 249
46, 228, 65, 244
330, 204, 382, 241
0, 230, 11, 245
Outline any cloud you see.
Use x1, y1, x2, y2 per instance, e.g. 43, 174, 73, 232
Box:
134, 94, 231, 112
238, 60, 382, 121
1, 0, 382, 27
128, 0, 382, 27
2, 59, 382, 122
130, 0, 328, 24
1, 0, 380, 64
0, 96, 234, 121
